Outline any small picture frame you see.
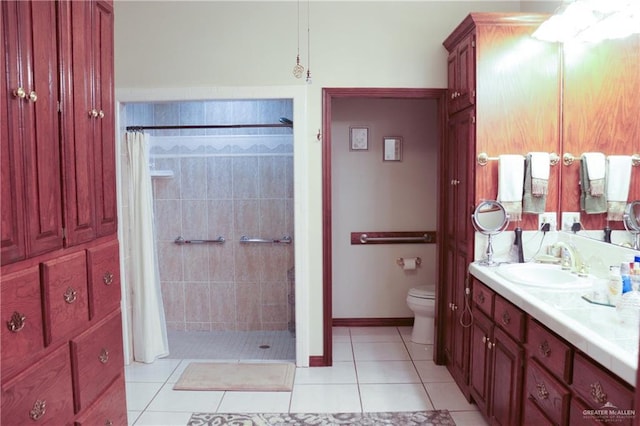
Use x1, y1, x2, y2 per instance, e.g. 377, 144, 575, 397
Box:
350, 127, 369, 151
383, 136, 403, 161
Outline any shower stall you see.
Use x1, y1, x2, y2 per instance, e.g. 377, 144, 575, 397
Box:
121, 99, 295, 360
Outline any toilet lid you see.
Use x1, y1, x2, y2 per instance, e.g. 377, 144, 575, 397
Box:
409, 285, 435, 299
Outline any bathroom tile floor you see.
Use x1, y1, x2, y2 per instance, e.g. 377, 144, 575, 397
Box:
125, 326, 487, 426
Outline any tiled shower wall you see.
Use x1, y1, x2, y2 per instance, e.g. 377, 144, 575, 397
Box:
124, 100, 294, 332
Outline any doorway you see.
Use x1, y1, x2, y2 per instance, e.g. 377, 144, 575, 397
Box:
320, 88, 446, 366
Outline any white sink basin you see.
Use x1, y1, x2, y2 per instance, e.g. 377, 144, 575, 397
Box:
495, 263, 592, 289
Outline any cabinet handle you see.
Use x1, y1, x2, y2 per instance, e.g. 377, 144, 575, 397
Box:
28, 90, 37, 102
538, 340, 551, 357
99, 348, 109, 364
13, 87, 26, 99
501, 311, 511, 325
590, 382, 608, 404
7, 311, 26, 332
105, 421, 113, 426
98, 110, 105, 118
89, 109, 99, 118
536, 383, 550, 400
63, 287, 78, 304
29, 399, 46, 421
452, 304, 458, 311
103, 271, 114, 285
487, 341, 493, 350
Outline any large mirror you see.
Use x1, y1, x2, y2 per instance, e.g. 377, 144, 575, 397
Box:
623, 200, 640, 250
472, 200, 509, 266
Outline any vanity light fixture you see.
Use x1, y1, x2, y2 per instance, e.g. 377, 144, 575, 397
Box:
532, 0, 640, 43
292, 0, 304, 78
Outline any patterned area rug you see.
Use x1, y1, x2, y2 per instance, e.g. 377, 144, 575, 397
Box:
188, 411, 455, 425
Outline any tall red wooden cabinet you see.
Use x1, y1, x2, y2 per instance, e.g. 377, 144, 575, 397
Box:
1, 1, 126, 424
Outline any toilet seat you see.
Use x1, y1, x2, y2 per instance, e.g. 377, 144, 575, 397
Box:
408, 285, 435, 300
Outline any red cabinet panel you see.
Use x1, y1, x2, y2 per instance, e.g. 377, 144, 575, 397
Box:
0, 266, 45, 376
493, 294, 525, 342
41, 251, 89, 344
524, 358, 570, 425
74, 375, 127, 426
527, 318, 572, 382
1, 344, 74, 425
87, 239, 121, 320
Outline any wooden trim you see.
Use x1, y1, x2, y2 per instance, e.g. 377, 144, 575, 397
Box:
322, 87, 447, 368
332, 318, 414, 327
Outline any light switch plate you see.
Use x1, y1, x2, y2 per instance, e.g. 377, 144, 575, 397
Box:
561, 212, 581, 231
538, 212, 557, 231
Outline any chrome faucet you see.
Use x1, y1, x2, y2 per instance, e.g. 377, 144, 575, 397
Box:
552, 242, 588, 276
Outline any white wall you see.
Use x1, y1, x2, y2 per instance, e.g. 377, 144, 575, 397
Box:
331, 98, 438, 318
114, 0, 558, 358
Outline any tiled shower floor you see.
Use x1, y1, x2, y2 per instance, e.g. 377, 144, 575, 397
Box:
166, 330, 296, 360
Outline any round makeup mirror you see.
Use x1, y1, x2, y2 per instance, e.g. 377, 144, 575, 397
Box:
472, 200, 509, 266
623, 200, 640, 250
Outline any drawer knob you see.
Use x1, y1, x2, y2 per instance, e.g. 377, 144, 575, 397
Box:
105, 421, 113, 426
501, 311, 511, 325
29, 399, 46, 420
28, 90, 37, 102
590, 381, 608, 404
13, 87, 26, 99
538, 340, 551, 358
63, 287, 78, 304
7, 311, 26, 332
99, 348, 109, 364
477, 292, 485, 303
536, 383, 550, 400
103, 271, 114, 285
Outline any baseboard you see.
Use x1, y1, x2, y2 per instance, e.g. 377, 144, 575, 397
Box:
332, 317, 414, 327
308, 356, 326, 367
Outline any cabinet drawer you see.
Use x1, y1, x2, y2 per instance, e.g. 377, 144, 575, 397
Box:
572, 353, 634, 424
41, 251, 89, 344
74, 375, 127, 426
473, 280, 494, 316
524, 358, 570, 425
570, 396, 607, 425
1, 266, 45, 376
86, 240, 121, 320
522, 396, 555, 426
527, 319, 572, 382
494, 294, 525, 342
71, 309, 124, 413
1, 344, 74, 425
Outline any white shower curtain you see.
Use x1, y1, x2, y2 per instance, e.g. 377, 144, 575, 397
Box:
126, 131, 169, 363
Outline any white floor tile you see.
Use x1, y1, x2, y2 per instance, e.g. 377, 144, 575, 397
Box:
355, 360, 421, 384
132, 411, 193, 425
450, 409, 489, 426
359, 383, 434, 412
349, 326, 402, 342
146, 383, 224, 412
352, 342, 410, 361
127, 411, 141, 426
404, 341, 434, 361
414, 360, 455, 383
217, 391, 292, 412
332, 327, 351, 342
332, 341, 354, 361
125, 359, 182, 383
125, 382, 163, 412
424, 382, 476, 411
294, 362, 357, 384
398, 326, 413, 338
290, 384, 361, 413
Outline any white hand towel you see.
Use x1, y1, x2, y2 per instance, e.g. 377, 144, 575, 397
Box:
606, 155, 632, 221
529, 152, 550, 196
583, 152, 606, 196
497, 155, 525, 221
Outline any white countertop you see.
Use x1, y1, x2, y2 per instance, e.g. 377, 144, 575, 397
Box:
469, 262, 638, 386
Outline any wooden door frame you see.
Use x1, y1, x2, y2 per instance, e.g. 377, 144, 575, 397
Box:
318, 87, 447, 367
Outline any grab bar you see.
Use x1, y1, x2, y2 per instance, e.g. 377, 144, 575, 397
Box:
174, 236, 225, 245
360, 234, 431, 244
239, 235, 292, 244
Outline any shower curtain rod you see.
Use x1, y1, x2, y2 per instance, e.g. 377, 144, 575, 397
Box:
126, 123, 292, 132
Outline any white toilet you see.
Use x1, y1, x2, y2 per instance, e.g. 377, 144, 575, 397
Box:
406, 285, 436, 344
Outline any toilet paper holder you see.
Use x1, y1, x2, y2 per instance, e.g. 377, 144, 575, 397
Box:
396, 257, 421, 267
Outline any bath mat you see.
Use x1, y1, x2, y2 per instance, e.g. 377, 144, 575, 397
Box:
188, 410, 456, 425
173, 362, 295, 391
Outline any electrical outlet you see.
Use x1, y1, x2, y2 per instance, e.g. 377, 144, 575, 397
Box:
561, 212, 581, 231
538, 212, 557, 231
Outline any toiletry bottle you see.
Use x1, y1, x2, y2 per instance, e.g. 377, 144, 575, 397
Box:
608, 266, 622, 305
621, 262, 632, 294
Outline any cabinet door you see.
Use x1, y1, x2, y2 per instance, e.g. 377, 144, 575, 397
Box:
1, 0, 63, 263
455, 33, 475, 111
469, 309, 492, 413
490, 326, 524, 426
92, 0, 117, 237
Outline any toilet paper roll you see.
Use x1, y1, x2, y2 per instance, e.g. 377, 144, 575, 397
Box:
403, 258, 417, 270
